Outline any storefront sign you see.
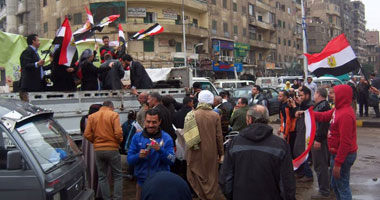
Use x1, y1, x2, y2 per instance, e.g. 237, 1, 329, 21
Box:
265, 62, 275, 69
162, 9, 178, 19
213, 61, 242, 72
127, 8, 146, 17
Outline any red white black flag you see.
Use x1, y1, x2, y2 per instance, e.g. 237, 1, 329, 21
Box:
118, 24, 126, 56
305, 34, 360, 77
85, 6, 94, 25
129, 23, 164, 40
53, 17, 76, 66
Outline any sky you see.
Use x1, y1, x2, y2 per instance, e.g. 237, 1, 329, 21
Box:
361, 0, 380, 31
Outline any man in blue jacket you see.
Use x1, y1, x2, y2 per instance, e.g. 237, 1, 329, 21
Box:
127, 108, 175, 200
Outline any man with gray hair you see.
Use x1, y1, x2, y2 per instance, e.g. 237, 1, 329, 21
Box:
220, 104, 296, 200
311, 87, 331, 199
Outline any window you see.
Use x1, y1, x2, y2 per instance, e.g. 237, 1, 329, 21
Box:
288, 8, 291, 14
193, 19, 198, 27
90, 2, 126, 23
243, 28, 247, 36
212, 0, 216, 5
288, 40, 291, 46
283, 21, 286, 29
223, 0, 227, 9
278, 54, 282, 62
56, 18, 61, 29
278, 20, 282, 28
259, 53, 263, 60
223, 22, 228, 33
176, 42, 182, 52
278, 37, 281, 44
249, 4, 254, 16
19, 14, 23, 24
143, 37, 154, 52
43, 22, 48, 33
175, 15, 181, 25
212, 20, 217, 31
234, 25, 238, 35
43, 0, 47, 7
233, 2, 237, 12
283, 39, 286, 45
73, 13, 82, 25
258, 15, 263, 22
144, 12, 155, 23
329, 16, 333, 23
249, 25, 256, 40
242, 6, 246, 15
258, 34, 262, 41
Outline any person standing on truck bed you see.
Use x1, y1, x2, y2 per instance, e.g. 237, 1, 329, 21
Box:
84, 101, 123, 200
19, 34, 50, 100
121, 54, 153, 89
99, 53, 125, 90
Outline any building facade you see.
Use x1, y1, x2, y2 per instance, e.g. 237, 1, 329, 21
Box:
0, 0, 41, 35
352, 0, 367, 64
365, 30, 380, 73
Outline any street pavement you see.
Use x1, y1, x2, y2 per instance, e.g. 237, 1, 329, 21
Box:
120, 125, 380, 200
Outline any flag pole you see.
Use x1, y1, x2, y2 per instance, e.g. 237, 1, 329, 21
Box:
42, 19, 65, 60
359, 63, 372, 87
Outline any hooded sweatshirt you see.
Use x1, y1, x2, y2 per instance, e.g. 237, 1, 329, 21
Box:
314, 85, 358, 167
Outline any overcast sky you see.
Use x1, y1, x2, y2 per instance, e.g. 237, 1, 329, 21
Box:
361, 0, 379, 31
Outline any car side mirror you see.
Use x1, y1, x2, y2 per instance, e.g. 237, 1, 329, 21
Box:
7, 150, 22, 170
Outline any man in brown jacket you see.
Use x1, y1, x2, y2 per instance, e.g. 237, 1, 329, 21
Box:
84, 101, 123, 200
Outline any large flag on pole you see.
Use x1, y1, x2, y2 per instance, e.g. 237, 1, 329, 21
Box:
129, 23, 164, 40
73, 15, 120, 42
118, 24, 127, 56
292, 107, 316, 170
305, 34, 360, 77
53, 17, 76, 66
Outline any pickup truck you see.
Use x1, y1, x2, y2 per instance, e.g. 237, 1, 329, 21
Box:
0, 67, 218, 141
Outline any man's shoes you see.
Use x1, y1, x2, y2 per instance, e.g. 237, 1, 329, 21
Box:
297, 176, 313, 182
311, 191, 331, 199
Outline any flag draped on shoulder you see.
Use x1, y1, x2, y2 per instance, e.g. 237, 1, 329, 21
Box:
292, 107, 316, 170
118, 24, 126, 56
305, 34, 360, 77
129, 23, 164, 40
53, 17, 76, 66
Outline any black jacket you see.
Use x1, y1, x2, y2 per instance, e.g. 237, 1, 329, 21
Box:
19, 46, 45, 91
51, 47, 76, 91
130, 61, 153, 89
81, 60, 110, 91
100, 60, 125, 90
154, 104, 176, 142
313, 100, 331, 142
219, 123, 296, 200
249, 93, 269, 108
172, 106, 192, 129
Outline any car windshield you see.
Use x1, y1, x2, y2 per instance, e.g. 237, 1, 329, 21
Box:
232, 88, 251, 99
15, 117, 80, 172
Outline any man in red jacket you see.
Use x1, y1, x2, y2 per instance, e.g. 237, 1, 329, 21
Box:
298, 84, 357, 199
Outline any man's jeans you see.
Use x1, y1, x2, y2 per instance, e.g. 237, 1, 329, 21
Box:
312, 140, 330, 195
95, 150, 123, 200
330, 153, 357, 200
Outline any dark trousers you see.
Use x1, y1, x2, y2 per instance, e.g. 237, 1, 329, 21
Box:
359, 102, 368, 116
311, 140, 330, 195
330, 153, 356, 200
373, 105, 380, 117
95, 150, 123, 200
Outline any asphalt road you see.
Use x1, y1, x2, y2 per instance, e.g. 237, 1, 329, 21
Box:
119, 125, 380, 200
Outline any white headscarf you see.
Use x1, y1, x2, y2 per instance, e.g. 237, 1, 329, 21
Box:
198, 90, 214, 104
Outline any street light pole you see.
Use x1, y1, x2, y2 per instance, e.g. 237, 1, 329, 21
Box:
182, 0, 190, 86
301, 0, 308, 78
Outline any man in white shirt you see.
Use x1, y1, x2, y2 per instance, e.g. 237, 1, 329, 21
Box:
304, 76, 318, 100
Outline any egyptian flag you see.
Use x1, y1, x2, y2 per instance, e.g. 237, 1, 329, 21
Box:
73, 20, 93, 42
94, 15, 120, 31
85, 6, 94, 25
305, 34, 360, 77
129, 29, 145, 40
118, 24, 127, 56
130, 23, 164, 40
292, 107, 316, 170
53, 18, 76, 66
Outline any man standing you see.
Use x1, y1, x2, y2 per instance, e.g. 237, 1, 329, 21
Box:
311, 88, 331, 199
308, 85, 357, 199
277, 90, 296, 148
173, 97, 193, 129
136, 92, 149, 128
292, 86, 314, 181
127, 109, 175, 200
84, 101, 123, 200
291, 79, 300, 90
100, 36, 118, 63
100, 53, 125, 90
147, 92, 176, 142
249, 85, 269, 109
357, 77, 369, 117
304, 76, 318, 99
220, 105, 296, 200
121, 54, 153, 89
19, 34, 47, 94
186, 90, 224, 200
230, 97, 249, 131
347, 76, 358, 113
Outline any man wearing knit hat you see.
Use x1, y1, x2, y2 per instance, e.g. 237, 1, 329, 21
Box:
185, 90, 224, 200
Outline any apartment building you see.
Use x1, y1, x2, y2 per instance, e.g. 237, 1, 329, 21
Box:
0, 0, 41, 35
352, 0, 367, 64
366, 31, 380, 72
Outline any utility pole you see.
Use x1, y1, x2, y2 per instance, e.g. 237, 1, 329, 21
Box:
182, 0, 190, 86
301, 0, 308, 78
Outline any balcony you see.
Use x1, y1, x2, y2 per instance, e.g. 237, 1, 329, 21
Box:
326, 6, 340, 16
126, 0, 207, 13
249, 39, 276, 49
256, 20, 275, 31
125, 21, 208, 38
255, 0, 271, 12
0, 8, 6, 21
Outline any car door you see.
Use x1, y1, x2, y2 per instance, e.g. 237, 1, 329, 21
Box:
0, 124, 43, 200
263, 88, 280, 115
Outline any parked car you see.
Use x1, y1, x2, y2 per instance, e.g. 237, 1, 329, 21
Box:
255, 77, 279, 88
231, 87, 280, 116
214, 79, 255, 91
313, 77, 343, 87
277, 76, 303, 90
0, 99, 94, 200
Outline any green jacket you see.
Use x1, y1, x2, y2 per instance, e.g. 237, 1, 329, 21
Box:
230, 106, 249, 131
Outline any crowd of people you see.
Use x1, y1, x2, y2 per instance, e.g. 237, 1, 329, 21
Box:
79, 73, 380, 200
18, 34, 153, 101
